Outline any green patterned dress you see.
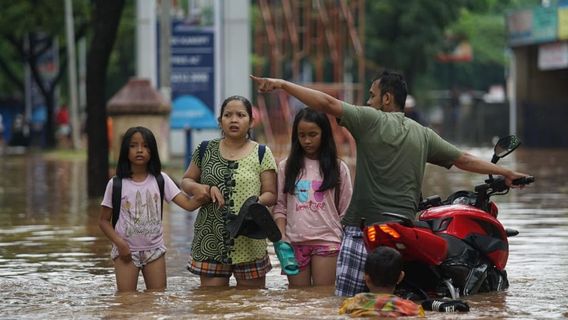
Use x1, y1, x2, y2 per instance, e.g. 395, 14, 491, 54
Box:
190, 139, 276, 264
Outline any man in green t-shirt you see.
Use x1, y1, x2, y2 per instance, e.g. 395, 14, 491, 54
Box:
251, 71, 530, 297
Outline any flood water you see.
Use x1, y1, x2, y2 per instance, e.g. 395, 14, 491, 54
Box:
1, 147, 567, 319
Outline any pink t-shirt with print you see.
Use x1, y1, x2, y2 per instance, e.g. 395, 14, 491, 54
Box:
273, 157, 353, 244
101, 172, 181, 251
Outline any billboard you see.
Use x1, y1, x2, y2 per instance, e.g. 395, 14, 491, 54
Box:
158, 20, 217, 129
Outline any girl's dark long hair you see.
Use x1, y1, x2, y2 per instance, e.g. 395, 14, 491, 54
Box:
116, 126, 162, 178
284, 108, 340, 194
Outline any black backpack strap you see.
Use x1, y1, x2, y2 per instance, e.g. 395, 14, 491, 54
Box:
156, 173, 165, 220
258, 144, 266, 164
198, 140, 210, 163
111, 176, 122, 228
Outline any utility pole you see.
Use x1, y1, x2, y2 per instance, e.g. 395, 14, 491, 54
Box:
159, 0, 171, 102
65, 0, 81, 149
136, 0, 157, 87
508, 52, 517, 136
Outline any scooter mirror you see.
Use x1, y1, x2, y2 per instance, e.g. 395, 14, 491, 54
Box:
492, 135, 521, 163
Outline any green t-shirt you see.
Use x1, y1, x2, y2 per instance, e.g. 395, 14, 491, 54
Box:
339, 102, 462, 225
191, 139, 277, 264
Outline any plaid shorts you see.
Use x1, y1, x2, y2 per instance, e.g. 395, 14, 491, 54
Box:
187, 254, 272, 280
335, 226, 369, 297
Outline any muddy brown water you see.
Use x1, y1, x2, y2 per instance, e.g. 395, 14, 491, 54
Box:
0, 148, 567, 319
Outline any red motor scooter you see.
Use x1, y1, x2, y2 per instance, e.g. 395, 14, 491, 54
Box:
361, 135, 534, 300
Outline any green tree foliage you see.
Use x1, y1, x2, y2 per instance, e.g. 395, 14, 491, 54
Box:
365, 0, 481, 90
365, 0, 542, 94
0, 0, 89, 147
428, 10, 508, 92
1, 1, 127, 196
426, 0, 540, 91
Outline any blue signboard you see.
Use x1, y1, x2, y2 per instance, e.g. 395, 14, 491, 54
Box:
533, 6, 557, 43
170, 95, 217, 129
157, 20, 218, 166
166, 21, 217, 129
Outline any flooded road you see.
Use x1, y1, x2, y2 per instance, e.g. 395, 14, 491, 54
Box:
1, 147, 567, 319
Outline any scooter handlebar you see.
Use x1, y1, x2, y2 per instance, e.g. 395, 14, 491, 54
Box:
512, 176, 535, 186
477, 175, 534, 193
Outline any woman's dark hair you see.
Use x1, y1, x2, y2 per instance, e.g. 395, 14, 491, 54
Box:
218, 95, 253, 137
365, 246, 402, 288
284, 108, 340, 194
116, 126, 161, 178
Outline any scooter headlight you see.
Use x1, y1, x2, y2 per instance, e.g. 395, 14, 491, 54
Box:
452, 196, 472, 205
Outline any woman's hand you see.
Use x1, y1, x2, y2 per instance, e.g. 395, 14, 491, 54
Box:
210, 185, 225, 208
192, 183, 212, 203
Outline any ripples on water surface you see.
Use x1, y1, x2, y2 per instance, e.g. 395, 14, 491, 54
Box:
0, 148, 567, 319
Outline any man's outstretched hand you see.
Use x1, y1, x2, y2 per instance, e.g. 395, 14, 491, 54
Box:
250, 75, 283, 93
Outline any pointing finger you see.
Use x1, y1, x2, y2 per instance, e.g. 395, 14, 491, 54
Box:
250, 75, 263, 84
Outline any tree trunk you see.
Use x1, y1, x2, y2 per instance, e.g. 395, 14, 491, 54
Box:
26, 33, 59, 149
86, 0, 125, 198
44, 92, 56, 147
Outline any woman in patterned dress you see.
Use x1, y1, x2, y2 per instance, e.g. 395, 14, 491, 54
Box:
181, 95, 277, 288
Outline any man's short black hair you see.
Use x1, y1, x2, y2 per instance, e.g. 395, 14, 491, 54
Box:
364, 246, 403, 287
373, 70, 408, 111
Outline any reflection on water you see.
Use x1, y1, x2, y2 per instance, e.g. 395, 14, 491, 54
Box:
1, 148, 567, 319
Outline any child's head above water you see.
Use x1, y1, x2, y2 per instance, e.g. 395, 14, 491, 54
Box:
291, 108, 336, 159
284, 108, 340, 194
364, 246, 404, 292
116, 126, 161, 178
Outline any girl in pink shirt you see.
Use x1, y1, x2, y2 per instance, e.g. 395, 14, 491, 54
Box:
273, 108, 353, 287
99, 126, 203, 292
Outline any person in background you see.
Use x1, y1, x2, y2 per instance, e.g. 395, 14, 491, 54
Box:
273, 108, 352, 287
8, 114, 30, 147
181, 95, 278, 289
99, 126, 203, 292
250, 71, 530, 297
403, 95, 428, 126
55, 104, 71, 147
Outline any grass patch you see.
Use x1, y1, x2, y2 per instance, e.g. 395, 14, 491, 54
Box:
43, 148, 87, 161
